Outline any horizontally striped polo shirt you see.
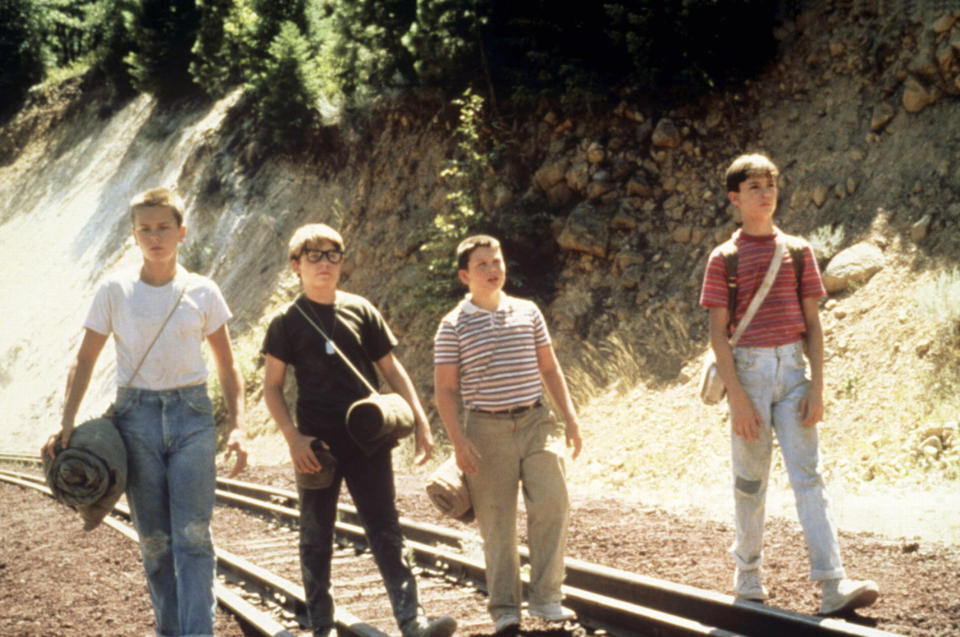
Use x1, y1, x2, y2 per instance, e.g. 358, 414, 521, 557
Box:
699, 229, 826, 347
434, 294, 550, 411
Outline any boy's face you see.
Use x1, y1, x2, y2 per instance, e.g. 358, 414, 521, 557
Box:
292, 238, 342, 291
458, 245, 505, 295
132, 205, 185, 264
728, 174, 777, 221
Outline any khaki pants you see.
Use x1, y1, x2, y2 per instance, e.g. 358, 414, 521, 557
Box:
463, 405, 569, 621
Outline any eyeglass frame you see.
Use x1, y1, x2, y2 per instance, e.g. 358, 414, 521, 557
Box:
300, 248, 344, 264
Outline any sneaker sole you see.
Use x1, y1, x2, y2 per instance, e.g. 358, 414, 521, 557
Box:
821, 588, 880, 616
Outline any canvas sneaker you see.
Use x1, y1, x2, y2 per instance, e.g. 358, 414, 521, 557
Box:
494, 612, 520, 633
820, 578, 879, 615
401, 614, 458, 637
527, 601, 577, 622
734, 568, 768, 602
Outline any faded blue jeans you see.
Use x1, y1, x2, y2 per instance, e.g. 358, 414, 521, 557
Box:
730, 341, 845, 582
297, 421, 420, 635
114, 384, 217, 637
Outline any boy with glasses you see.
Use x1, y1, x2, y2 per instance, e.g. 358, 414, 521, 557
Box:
434, 234, 583, 633
262, 223, 456, 637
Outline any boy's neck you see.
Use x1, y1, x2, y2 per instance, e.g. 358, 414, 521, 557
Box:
303, 285, 337, 305
740, 217, 776, 237
469, 288, 503, 312
140, 260, 178, 287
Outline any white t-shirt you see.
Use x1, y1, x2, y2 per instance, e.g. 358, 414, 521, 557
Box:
85, 265, 232, 390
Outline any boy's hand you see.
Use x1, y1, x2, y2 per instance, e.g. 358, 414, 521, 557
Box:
799, 385, 823, 426
565, 420, 583, 459
454, 439, 481, 475
729, 392, 761, 441
42, 422, 74, 460
289, 433, 323, 473
222, 427, 248, 478
413, 420, 434, 466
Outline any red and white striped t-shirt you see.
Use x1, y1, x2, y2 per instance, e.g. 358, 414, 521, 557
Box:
699, 229, 825, 347
434, 295, 550, 411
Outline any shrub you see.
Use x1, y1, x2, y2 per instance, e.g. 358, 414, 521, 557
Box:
125, 0, 201, 99
0, 0, 50, 115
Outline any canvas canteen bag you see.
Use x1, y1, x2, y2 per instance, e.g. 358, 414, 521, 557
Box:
700, 234, 785, 404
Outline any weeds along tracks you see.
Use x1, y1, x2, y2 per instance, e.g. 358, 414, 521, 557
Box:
1, 453, 902, 637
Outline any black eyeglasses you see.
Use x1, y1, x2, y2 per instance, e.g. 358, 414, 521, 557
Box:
302, 249, 343, 264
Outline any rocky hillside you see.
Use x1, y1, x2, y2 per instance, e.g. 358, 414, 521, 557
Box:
1, 2, 959, 523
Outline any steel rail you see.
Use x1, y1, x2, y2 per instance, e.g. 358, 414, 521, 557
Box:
0, 470, 385, 637
215, 475, 900, 637
3, 463, 904, 637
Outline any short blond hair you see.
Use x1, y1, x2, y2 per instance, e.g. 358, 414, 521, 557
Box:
288, 223, 344, 260
130, 187, 184, 226
725, 153, 779, 193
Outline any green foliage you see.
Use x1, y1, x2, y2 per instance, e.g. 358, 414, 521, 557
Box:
0, 0, 50, 115
189, 0, 248, 98
87, 0, 139, 97
605, 0, 779, 95
125, 0, 201, 99
326, 0, 417, 98
37, 0, 98, 67
246, 20, 323, 149
410, 89, 494, 308
403, 0, 488, 88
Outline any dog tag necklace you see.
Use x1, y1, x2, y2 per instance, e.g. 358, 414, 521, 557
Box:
304, 297, 337, 355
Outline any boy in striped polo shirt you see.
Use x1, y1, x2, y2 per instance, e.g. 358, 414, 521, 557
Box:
434, 235, 583, 633
700, 154, 878, 616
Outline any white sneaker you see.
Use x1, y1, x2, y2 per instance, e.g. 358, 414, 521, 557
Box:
527, 601, 576, 622
820, 578, 879, 615
734, 568, 768, 602
494, 613, 519, 633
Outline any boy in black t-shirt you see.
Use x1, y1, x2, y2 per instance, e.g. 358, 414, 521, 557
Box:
262, 223, 456, 637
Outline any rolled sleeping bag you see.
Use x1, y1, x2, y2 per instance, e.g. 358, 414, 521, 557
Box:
43, 416, 127, 531
425, 455, 473, 523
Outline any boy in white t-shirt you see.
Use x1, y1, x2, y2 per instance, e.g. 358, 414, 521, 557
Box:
43, 187, 246, 636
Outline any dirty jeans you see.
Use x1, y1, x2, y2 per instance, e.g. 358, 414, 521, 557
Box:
464, 405, 569, 622
113, 384, 218, 637
730, 342, 845, 581
298, 441, 420, 634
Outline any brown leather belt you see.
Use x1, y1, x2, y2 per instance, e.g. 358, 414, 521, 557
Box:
471, 399, 542, 415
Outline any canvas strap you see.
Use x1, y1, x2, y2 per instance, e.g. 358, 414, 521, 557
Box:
728, 234, 785, 348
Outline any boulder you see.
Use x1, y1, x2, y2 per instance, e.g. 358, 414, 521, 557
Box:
556, 201, 610, 258
822, 242, 885, 293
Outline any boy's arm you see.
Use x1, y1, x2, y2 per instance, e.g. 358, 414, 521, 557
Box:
43, 328, 109, 459
263, 354, 322, 473
799, 296, 824, 426
709, 307, 762, 442
434, 363, 480, 474
206, 325, 247, 477
536, 343, 583, 459
375, 351, 433, 465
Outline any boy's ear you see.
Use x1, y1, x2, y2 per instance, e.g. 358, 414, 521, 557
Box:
291, 257, 301, 276
457, 269, 470, 286
727, 190, 741, 207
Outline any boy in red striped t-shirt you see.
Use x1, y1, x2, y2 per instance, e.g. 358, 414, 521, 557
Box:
700, 154, 878, 616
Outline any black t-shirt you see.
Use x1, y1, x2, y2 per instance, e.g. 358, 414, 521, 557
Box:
262, 292, 397, 433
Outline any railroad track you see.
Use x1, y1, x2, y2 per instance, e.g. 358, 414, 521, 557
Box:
1, 452, 902, 637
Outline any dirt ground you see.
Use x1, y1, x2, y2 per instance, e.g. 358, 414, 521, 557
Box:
2, 462, 958, 637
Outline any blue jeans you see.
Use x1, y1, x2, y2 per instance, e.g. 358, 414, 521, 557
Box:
730, 341, 845, 581
114, 384, 217, 637
297, 421, 420, 635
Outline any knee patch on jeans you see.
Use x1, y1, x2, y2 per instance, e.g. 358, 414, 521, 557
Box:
181, 521, 212, 550
735, 475, 763, 495
141, 532, 171, 570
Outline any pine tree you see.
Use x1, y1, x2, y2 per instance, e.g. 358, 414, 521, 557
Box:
0, 0, 49, 115
126, 0, 201, 99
